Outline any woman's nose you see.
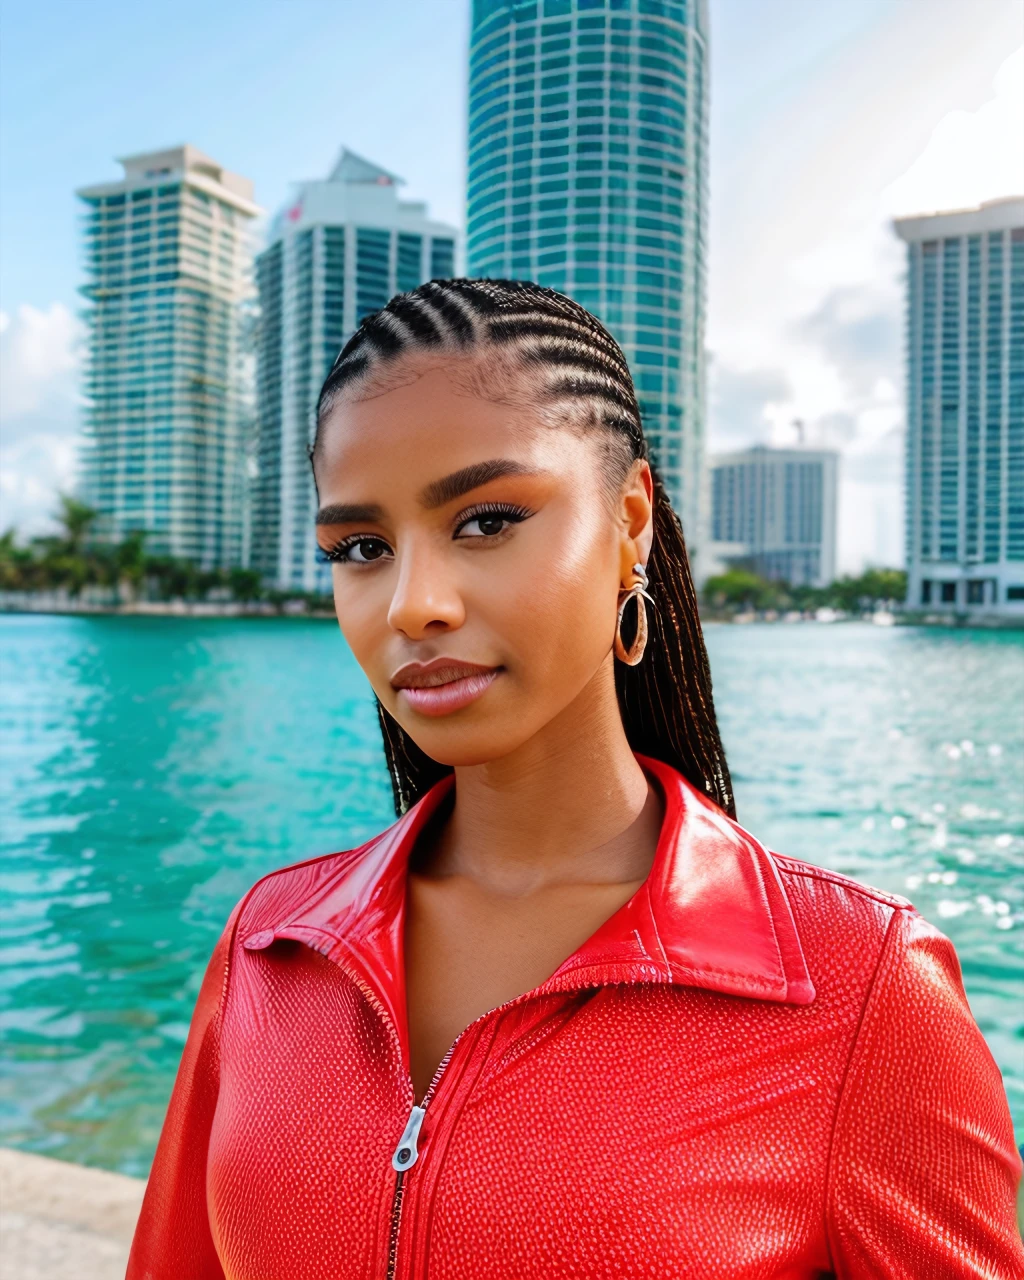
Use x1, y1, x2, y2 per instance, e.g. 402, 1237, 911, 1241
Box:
386, 540, 466, 640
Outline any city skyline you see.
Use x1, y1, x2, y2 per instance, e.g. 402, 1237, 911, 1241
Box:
1, 0, 1022, 573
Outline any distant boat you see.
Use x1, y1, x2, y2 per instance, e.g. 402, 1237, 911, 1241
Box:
815, 607, 839, 623
872, 610, 896, 626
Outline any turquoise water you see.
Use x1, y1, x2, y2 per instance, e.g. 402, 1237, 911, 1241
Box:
0, 614, 1021, 1175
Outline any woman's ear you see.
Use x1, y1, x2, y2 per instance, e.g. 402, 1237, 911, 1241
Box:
618, 459, 655, 581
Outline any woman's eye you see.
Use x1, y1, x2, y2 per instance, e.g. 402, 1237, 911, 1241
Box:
454, 506, 532, 540
458, 514, 510, 538
317, 537, 393, 564
346, 539, 391, 563
343, 537, 391, 563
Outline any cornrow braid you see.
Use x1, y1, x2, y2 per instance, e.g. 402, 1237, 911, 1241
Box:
313, 278, 735, 820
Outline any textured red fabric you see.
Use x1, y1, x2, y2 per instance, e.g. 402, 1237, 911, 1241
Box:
126, 756, 1023, 1279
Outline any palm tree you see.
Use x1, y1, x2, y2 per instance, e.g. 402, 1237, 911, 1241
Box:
55, 495, 98, 556
27, 495, 102, 597
0, 528, 37, 591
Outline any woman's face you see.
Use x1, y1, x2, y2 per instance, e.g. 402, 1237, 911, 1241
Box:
315, 365, 653, 767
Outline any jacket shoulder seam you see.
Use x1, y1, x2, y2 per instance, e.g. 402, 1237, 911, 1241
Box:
773, 856, 914, 911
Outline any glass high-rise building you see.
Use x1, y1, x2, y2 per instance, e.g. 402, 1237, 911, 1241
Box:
466, 0, 709, 541
706, 445, 838, 588
894, 197, 1024, 616
77, 146, 259, 568
252, 149, 459, 593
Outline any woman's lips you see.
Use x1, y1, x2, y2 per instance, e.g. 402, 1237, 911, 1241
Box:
396, 668, 501, 717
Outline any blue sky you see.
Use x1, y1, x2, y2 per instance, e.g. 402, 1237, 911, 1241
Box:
1, 0, 1021, 570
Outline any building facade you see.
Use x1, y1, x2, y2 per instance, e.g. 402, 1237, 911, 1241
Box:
77, 146, 259, 568
894, 197, 1024, 616
707, 446, 838, 588
466, 0, 709, 543
251, 149, 459, 594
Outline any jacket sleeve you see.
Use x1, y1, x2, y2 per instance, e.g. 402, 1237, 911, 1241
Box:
126, 897, 244, 1280
827, 905, 1023, 1277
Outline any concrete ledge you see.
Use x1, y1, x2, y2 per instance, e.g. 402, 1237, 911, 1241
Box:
0, 1147, 145, 1280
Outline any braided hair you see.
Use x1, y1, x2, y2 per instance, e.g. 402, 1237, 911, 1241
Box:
313, 278, 735, 819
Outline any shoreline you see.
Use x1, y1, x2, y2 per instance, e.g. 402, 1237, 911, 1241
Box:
1, 601, 1021, 628
0, 599, 338, 620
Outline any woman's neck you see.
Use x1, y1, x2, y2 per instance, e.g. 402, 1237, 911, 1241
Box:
426, 659, 660, 895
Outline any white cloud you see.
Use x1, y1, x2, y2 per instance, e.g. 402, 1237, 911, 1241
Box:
708, 363, 792, 451
883, 48, 1024, 217
0, 303, 84, 536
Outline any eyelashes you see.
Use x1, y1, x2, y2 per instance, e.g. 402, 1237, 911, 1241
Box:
315, 502, 534, 564
315, 538, 388, 565
455, 501, 533, 538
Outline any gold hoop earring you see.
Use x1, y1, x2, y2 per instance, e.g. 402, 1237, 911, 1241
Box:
614, 562, 655, 666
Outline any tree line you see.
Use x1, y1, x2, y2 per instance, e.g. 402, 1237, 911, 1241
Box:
2, 497, 906, 615
702, 567, 907, 614
0, 496, 267, 603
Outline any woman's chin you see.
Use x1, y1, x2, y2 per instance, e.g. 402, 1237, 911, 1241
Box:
400, 717, 540, 771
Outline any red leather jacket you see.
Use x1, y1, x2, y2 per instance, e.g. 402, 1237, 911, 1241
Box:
127, 755, 1022, 1279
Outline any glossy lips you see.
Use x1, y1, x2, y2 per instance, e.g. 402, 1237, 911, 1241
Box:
390, 658, 502, 717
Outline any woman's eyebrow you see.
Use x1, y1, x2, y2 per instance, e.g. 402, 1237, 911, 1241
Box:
314, 460, 544, 524
418, 458, 545, 510
315, 502, 385, 525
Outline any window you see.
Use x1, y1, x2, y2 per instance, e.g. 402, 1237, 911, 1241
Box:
1008, 585, 1024, 601
430, 238, 454, 278
397, 233, 423, 292
966, 580, 985, 605
940, 581, 957, 604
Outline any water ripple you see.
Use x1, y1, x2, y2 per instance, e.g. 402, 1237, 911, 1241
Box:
0, 615, 1021, 1173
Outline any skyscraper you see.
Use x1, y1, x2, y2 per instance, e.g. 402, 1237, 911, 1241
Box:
77, 146, 259, 568
706, 445, 838, 588
466, 0, 709, 541
252, 149, 459, 593
894, 197, 1024, 615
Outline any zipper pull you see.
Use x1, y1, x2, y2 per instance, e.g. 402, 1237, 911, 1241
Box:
391, 1105, 427, 1172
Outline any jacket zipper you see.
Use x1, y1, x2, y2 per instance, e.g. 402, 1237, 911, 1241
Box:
287, 947, 418, 1280
315, 942, 608, 1279
281, 932, 601, 1277
384, 1041, 457, 1280
302, 938, 504, 1280
383, 988, 553, 1280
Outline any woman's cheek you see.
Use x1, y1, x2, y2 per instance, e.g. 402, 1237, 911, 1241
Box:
470, 540, 553, 659
496, 561, 597, 697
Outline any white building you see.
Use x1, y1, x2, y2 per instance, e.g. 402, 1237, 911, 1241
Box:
894, 197, 1024, 617
706, 445, 838, 587
77, 146, 260, 568
251, 149, 459, 594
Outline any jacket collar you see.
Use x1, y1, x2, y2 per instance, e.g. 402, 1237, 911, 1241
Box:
243, 755, 815, 1045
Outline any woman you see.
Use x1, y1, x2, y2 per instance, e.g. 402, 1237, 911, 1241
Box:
128, 280, 1022, 1278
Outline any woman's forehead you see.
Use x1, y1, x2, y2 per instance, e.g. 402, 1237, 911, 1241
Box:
317, 368, 583, 483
